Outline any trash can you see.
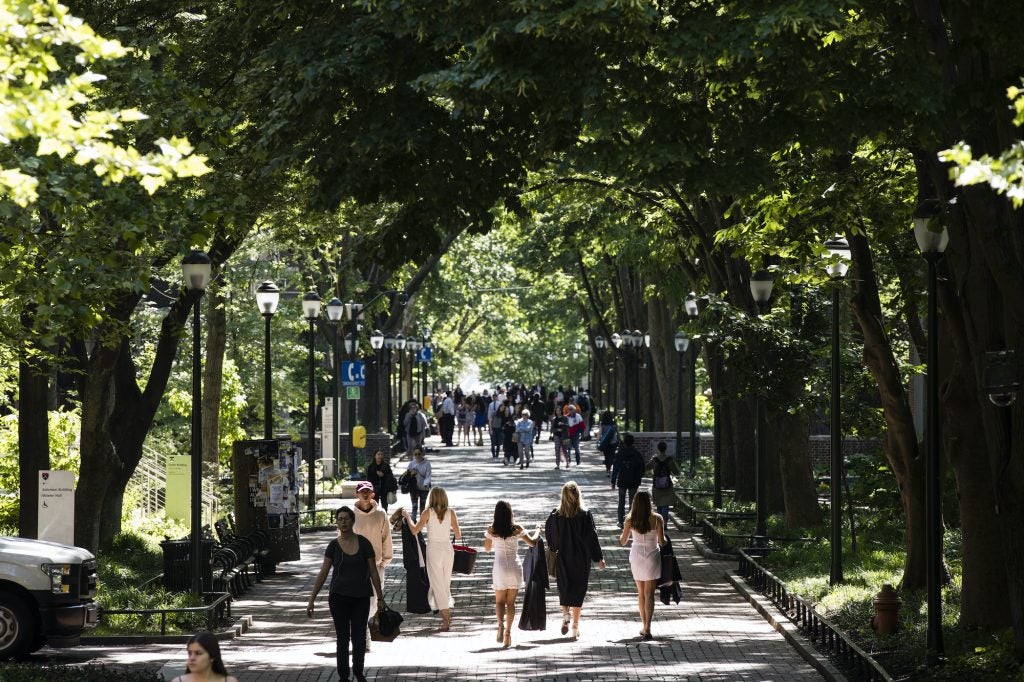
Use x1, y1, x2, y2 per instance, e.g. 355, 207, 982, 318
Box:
161, 539, 214, 592
317, 457, 336, 479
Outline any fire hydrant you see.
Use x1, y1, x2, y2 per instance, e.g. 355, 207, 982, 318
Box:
871, 584, 902, 635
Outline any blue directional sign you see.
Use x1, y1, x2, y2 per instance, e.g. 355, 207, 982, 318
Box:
417, 347, 432, 362
341, 360, 365, 386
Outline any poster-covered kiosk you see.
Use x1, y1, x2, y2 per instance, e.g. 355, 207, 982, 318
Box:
232, 437, 304, 570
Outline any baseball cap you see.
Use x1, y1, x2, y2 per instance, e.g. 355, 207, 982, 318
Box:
356, 481, 375, 493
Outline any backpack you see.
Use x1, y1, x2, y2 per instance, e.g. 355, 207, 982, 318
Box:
407, 414, 420, 438
618, 451, 644, 488
653, 459, 673, 490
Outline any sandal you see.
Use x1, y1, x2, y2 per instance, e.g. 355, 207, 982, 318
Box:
560, 614, 570, 636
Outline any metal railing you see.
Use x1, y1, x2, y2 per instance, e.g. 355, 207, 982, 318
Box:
100, 591, 234, 636
737, 551, 893, 681
126, 445, 218, 520
701, 520, 754, 555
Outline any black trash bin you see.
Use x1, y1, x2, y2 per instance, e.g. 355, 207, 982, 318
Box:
161, 539, 214, 592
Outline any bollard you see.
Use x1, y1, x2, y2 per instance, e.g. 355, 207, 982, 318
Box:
871, 583, 902, 635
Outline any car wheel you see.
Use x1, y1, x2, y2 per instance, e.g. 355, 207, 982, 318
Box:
0, 593, 37, 661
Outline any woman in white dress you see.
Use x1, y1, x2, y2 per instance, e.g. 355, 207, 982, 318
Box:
618, 490, 666, 640
405, 486, 462, 631
483, 500, 539, 648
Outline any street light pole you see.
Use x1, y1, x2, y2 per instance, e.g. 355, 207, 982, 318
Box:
255, 281, 280, 440
326, 299, 344, 476
749, 269, 775, 549
611, 333, 623, 424
824, 236, 851, 585
914, 200, 948, 663
685, 293, 700, 475
345, 301, 363, 477
631, 330, 643, 431
302, 292, 321, 511
674, 332, 690, 465
594, 336, 606, 412
383, 333, 396, 434
182, 251, 211, 597
370, 330, 385, 431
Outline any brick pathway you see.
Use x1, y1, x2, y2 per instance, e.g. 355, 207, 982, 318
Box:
68, 434, 828, 681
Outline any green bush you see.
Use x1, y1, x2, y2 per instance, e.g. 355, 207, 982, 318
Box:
0, 665, 162, 681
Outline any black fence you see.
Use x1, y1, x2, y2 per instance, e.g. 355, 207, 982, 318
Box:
737, 550, 893, 681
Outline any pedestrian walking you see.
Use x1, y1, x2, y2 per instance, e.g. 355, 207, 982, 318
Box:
544, 481, 605, 640
172, 630, 238, 682
550, 410, 569, 469
353, 481, 393, 633
649, 440, 682, 520
438, 390, 456, 446
483, 500, 539, 648
611, 432, 646, 527
456, 397, 471, 445
514, 409, 535, 469
489, 397, 507, 459
365, 449, 397, 511
307, 506, 386, 682
565, 404, 584, 465
404, 448, 431, 522
473, 391, 489, 446
597, 410, 619, 476
404, 486, 462, 631
619, 491, 666, 640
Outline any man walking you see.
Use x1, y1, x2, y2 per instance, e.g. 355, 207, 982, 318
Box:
353, 480, 393, 648
438, 390, 456, 446
611, 433, 645, 527
565, 404, 585, 465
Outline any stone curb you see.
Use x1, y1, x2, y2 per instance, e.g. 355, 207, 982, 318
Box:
81, 615, 251, 647
726, 571, 848, 682
690, 531, 738, 561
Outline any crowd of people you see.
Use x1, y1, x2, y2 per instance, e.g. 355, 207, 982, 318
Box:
293, 387, 685, 682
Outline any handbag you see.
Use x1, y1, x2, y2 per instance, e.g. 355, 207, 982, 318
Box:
369, 604, 404, 642
545, 547, 558, 578
452, 544, 477, 574
387, 491, 397, 505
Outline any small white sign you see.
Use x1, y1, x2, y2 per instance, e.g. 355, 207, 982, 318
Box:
38, 470, 75, 545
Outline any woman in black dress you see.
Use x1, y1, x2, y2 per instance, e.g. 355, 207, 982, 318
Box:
544, 481, 604, 640
365, 449, 396, 511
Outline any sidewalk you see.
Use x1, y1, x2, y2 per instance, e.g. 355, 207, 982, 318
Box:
73, 434, 828, 681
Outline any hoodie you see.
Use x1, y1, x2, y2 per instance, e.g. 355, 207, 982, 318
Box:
354, 502, 393, 569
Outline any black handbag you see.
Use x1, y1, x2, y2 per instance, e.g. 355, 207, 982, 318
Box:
370, 604, 404, 641
452, 544, 477, 574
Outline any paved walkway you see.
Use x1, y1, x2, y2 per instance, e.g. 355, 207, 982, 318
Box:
66, 434, 826, 681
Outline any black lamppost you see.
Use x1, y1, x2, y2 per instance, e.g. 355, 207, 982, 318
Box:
423, 336, 433, 401
344, 301, 362, 476
370, 330, 385, 431
749, 269, 775, 549
302, 291, 321, 510
642, 332, 652, 431
182, 251, 211, 597
824, 236, 851, 585
395, 334, 407, 405
631, 330, 643, 431
383, 333, 396, 434
914, 199, 948, 663
326, 298, 344, 475
594, 335, 605, 411
407, 336, 421, 403
255, 281, 280, 440
685, 293, 700, 475
706, 387, 723, 509
611, 332, 623, 421
673, 331, 690, 464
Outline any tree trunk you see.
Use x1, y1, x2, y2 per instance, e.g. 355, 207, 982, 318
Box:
728, 396, 756, 500
770, 407, 819, 528
204, 281, 228, 473
75, 342, 120, 552
17, 345, 50, 539
847, 232, 927, 589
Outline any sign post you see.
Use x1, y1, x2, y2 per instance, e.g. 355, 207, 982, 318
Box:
38, 470, 75, 545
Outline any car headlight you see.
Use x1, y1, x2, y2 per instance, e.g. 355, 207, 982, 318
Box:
41, 563, 72, 594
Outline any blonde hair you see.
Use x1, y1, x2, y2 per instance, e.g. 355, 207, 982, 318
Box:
556, 481, 582, 518
427, 486, 449, 519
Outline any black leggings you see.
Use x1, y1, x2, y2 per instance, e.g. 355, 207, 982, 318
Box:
329, 593, 371, 680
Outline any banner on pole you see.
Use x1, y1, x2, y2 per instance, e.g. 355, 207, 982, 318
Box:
165, 455, 191, 521
38, 470, 75, 545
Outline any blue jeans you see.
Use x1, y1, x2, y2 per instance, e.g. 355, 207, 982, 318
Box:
570, 434, 581, 464
490, 429, 502, 458
409, 488, 428, 522
657, 504, 670, 521
617, 486, 638, 526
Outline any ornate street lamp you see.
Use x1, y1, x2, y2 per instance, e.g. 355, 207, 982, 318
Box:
611, 332, 623, 422
749, 269, 775, 550
383, 333, 396, 434
685, 293, 700, 475
594, 335, 606, 411
182, 251, 211, 596
326, 298, 344, 476
631, 330, 643, 431
823, 235, 851, 586
370, 330, 385, 431
343, 301, 362, 476
914, 199, 947, 663
673, 331, 690, 466
301, 291, 321, 510
255, 281, 280, 440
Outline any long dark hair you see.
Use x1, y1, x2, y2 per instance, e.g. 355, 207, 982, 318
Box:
187, 630, 228, 676
492, 500, 517, 539
629, 490, 654, 534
